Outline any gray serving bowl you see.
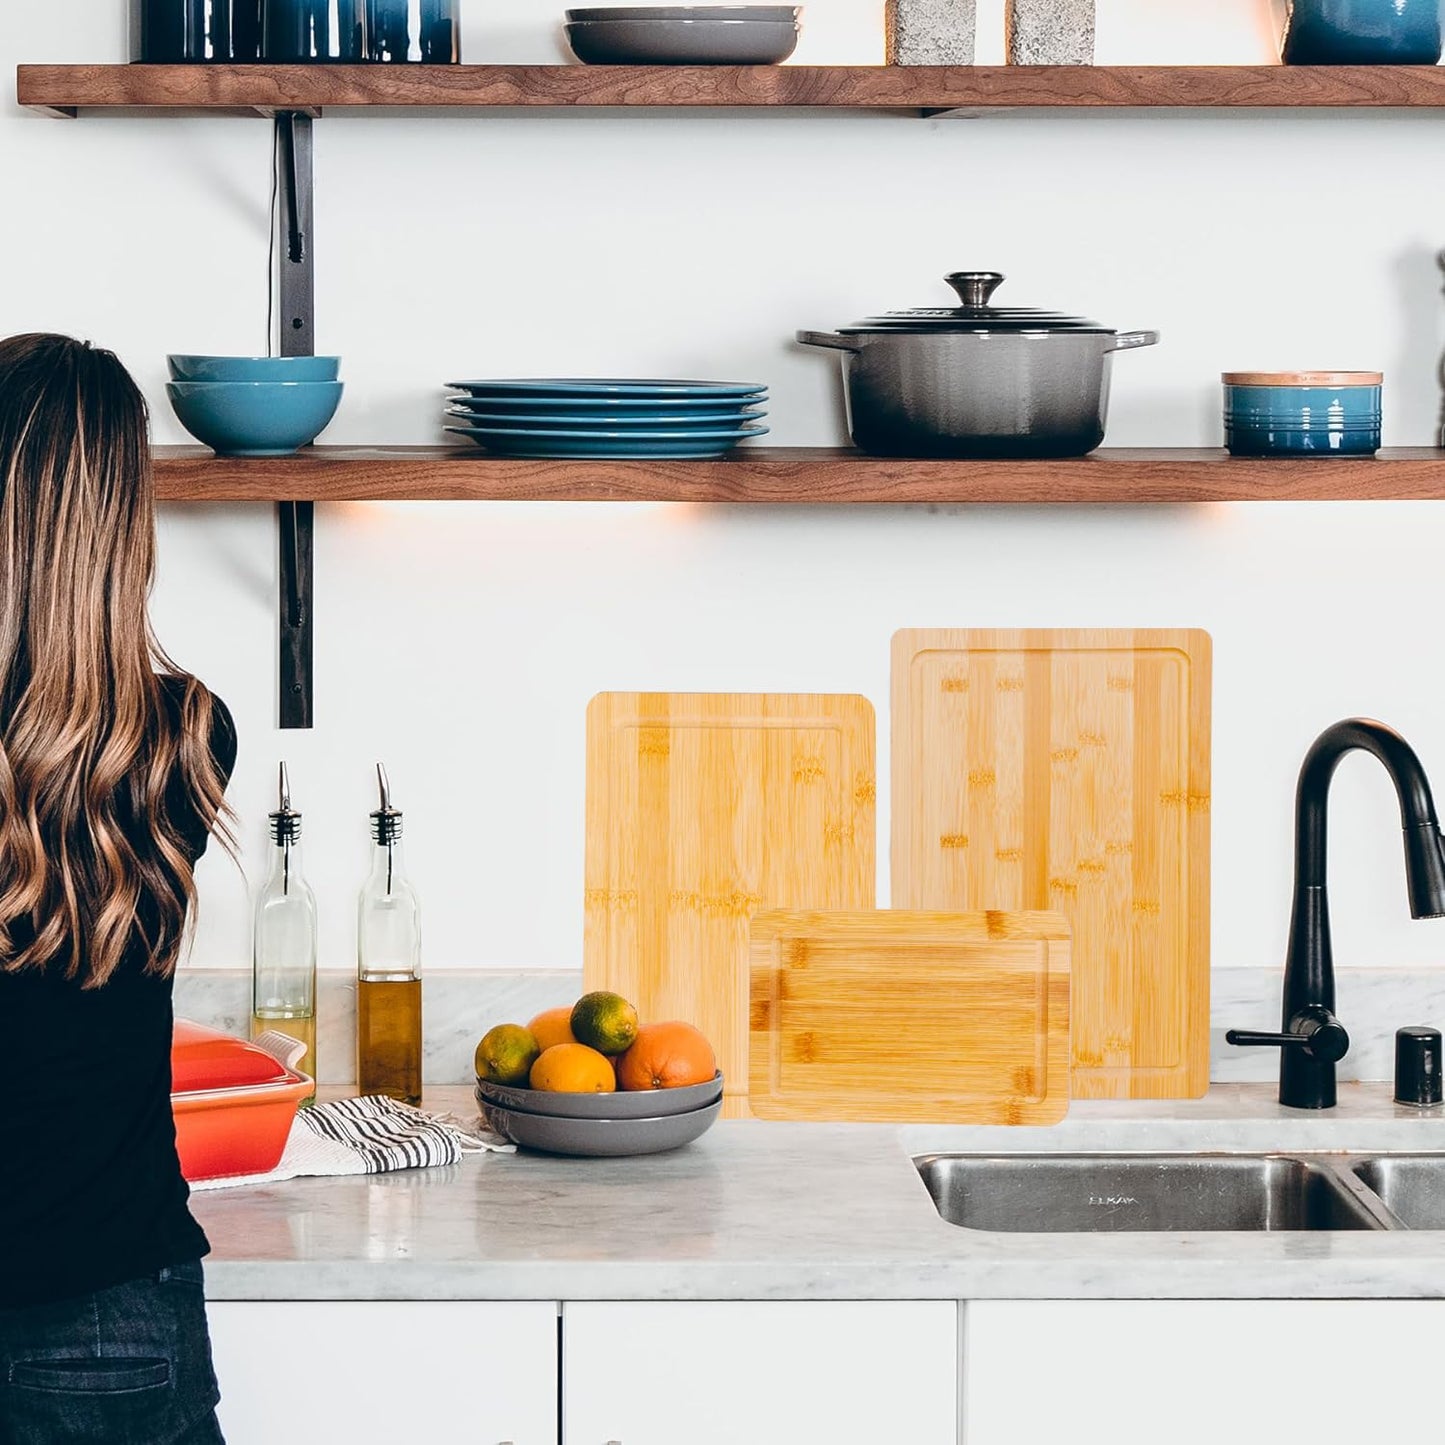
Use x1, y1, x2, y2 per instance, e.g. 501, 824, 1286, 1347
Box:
565, 17, 801, 64
476, 1071, 723, 1120
479, 1098, 723, 1157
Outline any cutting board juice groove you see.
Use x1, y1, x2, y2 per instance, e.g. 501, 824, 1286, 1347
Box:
584, 693, 877, 1118
749, 909, 1071, 1124
891, 629, 1211, 1100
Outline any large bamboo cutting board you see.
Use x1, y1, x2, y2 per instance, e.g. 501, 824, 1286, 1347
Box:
585, 693, 877, 1118
891, 629, 1211, 1100
749, 910, 1071, 1124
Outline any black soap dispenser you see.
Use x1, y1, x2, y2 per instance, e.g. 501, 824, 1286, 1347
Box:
1395, 1026, 1443, 1107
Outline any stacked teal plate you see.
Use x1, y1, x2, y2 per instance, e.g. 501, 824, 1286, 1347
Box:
444, 378, 769, 458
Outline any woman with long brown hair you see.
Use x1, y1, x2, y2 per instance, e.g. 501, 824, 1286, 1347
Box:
0, 333, 237, 1443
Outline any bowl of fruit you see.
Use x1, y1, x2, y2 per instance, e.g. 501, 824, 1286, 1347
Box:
474, 992, 722, 1156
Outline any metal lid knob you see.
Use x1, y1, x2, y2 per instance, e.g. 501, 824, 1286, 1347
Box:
944, 271, 1005, 309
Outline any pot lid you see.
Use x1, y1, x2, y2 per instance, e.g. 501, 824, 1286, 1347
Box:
1222, 370, 1382, 387
172, 1019, 296, 1094
838, 272, 1114, 335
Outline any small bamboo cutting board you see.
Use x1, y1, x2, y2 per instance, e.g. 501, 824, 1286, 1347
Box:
749, 910, 1071, 1124
585, 693, 877, 1118
891, 629, 1211, 1100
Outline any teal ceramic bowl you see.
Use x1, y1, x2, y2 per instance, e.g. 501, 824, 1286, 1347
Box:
167, 380, 344, 457
1223, 372, 1381, 458
168, 355, 342, 383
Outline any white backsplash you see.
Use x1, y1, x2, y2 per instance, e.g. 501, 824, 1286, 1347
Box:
175, 964, 1445, 1087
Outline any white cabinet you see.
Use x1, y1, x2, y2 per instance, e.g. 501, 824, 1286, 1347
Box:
207, 1301, 557, 1445
563, 1301, 959, 1445
964, 1301, 1445, 1445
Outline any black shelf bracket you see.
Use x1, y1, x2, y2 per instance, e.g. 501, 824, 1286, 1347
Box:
275, 110, 314, 729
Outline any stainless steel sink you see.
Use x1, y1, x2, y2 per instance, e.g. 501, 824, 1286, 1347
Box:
915, 1154, 1392, 1233
1350, 1157, 1445, 1230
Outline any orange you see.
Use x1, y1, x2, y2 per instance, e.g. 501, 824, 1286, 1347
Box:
616, 1021, 717, 1091
530, 1042, 617, 1094
528, 1006, 578, 1052
571, 991, 639, 1056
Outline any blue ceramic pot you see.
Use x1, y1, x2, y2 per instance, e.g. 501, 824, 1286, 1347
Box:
1282, 0, 1442, 65
1226, 424, 1380, 456
1223, 372, 1382, 458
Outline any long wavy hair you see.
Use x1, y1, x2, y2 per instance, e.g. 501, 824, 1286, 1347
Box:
0, 333, 234, 987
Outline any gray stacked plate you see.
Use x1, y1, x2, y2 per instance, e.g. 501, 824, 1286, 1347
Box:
564, 6, 802, 65
475, 1071, 724, 1156
444, 378, 770, 459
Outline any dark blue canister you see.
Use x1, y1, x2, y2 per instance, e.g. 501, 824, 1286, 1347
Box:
1283, 0, 1442, 64
131, 0, 263, 60
367, 0, 460, 62
1223, 371, 1382, 458
263, 0, 369, 60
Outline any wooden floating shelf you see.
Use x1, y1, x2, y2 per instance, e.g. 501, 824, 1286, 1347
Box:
152, 445, 1445, 504
22, 63, 1445, 118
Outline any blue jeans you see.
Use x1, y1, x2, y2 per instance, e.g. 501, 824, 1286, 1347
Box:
0, 1260, 224, 1444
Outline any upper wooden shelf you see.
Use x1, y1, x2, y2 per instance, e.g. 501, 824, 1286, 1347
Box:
151, 445, 1445, 504
21, 63, 1445, 117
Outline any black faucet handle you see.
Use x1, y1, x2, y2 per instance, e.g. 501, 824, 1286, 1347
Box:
1227, 1009, 1350, 1064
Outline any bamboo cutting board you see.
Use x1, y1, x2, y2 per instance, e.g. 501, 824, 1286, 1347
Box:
891, 629, 1211, 1100
585, 693, 877, 1118
749, 910, 1071, 1124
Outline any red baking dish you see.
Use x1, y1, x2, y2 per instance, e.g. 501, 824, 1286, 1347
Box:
171, 1020, 313, 1182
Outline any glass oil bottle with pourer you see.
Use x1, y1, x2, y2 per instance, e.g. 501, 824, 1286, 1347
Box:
251, 762, 318, 1103
357, 764, 422, 1104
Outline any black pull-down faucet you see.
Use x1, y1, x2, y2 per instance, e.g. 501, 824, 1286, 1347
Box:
1228, 719, 1445, 1109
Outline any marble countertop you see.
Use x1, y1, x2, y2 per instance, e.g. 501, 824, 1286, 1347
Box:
192, 1084, 1445, 1303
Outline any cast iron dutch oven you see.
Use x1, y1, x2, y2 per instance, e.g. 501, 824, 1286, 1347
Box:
798, 272, 1159, 459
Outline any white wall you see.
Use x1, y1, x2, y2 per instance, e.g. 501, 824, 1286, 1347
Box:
4, 0, 1445, 983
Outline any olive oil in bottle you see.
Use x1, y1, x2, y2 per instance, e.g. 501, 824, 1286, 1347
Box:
251, 763, 318, 1103
356, 765, 422, 1104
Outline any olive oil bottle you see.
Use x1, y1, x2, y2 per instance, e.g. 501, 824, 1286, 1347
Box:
251, 763, 318, 1103
356, 765, 422, 1104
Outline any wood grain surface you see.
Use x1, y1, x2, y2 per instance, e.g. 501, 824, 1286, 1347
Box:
584, 693, 876, 1118
23, 64, 1445, 116
151, 446, 1445, 504
749, 909, 1071, 1124
891, 629, 1211, 1100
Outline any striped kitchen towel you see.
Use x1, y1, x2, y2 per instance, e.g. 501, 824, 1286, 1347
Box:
191, 1095, 514, 1191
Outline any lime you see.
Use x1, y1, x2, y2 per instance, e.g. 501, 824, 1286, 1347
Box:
570, 991, 640, 1056
475, 1023, 541, 1085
